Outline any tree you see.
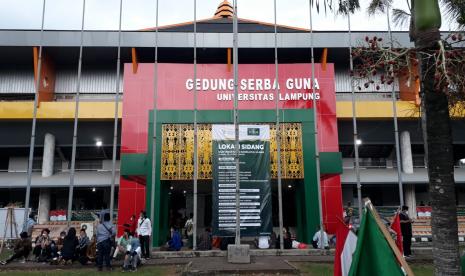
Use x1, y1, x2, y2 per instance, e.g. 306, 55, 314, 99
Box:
312, 0, 464, 274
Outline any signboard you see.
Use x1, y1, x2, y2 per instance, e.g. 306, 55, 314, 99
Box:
123, 63, 337, 114
212, 124, 272, 237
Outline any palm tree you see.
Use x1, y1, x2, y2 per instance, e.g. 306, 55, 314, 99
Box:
413, 2, 460, 274
312, 0, 463, 274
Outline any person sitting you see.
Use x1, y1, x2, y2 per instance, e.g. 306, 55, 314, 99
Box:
61, 227, 79, 265
49, 231, 66, 264
122, 231, 142, 272
113, 229, 130, 260
0, 232, 32, 265
269, 231, 277, 249
198, 227, 212, 251
33, 228, 52, 262
166, 227, 182, 251
86, 234, 97, 263
220, 237, 235, 251
312, 227, 329, 249
276, 227, 292, 249
78, 228, 90, 265
256, 235, 270, 249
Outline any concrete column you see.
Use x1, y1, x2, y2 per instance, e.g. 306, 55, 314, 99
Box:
405, 184, 417, 219
38, 133, 55, 223
38, 188, 51, 223
400, 131, 413, 174
42, 133, 55, 177
400, 131, 416, 218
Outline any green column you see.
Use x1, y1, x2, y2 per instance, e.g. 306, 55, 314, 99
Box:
301, 121, 320, 244
146, 117, 164, 246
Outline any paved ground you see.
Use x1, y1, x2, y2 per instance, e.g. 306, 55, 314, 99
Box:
0, 248, 429, 275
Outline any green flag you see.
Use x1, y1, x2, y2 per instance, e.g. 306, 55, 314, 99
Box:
348, 208, 405, 276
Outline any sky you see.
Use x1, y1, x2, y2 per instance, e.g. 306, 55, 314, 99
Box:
0, 0, 458, 31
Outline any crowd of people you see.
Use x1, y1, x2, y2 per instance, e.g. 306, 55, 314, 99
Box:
0, 210, 152, 272
3, 205, 387, 270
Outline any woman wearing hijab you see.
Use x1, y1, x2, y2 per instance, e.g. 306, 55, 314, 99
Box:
61, 227, 79, 264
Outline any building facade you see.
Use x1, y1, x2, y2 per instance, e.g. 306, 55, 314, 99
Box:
1, 1, 465, 244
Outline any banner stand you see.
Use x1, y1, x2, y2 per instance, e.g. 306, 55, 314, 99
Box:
213, 124, 271, 263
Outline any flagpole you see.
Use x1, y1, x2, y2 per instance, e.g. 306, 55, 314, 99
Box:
308, 0, 325, 249
386, 3, 404, 207
232, 0, 241, 245
150, 0, 160, 251
23, 0, 47, 230
192, 0, 199, 251
67, 0, 86, 226
347, 13, 363, 217
273, 0, 284, 251
109, 0, 123, 227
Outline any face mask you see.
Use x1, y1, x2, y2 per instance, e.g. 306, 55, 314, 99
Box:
405, 211, 409, 215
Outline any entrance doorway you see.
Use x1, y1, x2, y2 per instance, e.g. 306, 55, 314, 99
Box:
164, 179, 300, 242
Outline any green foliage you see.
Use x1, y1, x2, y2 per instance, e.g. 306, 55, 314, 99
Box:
367, 0, 393, 14
310, 0, 360, 14
442, 0, 465, 27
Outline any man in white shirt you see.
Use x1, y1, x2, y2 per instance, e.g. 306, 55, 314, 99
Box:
312, 228, 329, 249
136, 211, 152, 259
184, 213, 194, 249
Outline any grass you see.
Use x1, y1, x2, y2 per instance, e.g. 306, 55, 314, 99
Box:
0, 246, 435, 276
0, 266, 179, 276
295, 262, 433, 276
0, 248, 180, 275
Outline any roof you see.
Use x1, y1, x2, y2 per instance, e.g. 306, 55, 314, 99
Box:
214, 0, 234, 18
142, 17, 308, 33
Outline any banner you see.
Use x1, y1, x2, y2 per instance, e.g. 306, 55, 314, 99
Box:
212, 124, 272, 237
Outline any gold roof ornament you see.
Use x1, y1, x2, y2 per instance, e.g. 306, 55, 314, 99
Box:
214, 0, 234, 18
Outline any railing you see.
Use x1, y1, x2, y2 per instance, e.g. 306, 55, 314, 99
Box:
0, 168, 121, 173
336, 92, 400, 101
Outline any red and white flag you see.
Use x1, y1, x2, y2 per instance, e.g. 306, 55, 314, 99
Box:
391, 212, 403, 254
334, 219, 358, 276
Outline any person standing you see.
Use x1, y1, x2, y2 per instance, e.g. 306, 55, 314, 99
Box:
137, 211, 151, 259
123, 214, 137, 235
399, 205, 413, 257
96, 213, 115, 271
24, 213, 36, 238
184, 213, 194, 249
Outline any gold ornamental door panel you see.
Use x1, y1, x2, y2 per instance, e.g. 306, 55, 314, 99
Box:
161, 123, 303, 180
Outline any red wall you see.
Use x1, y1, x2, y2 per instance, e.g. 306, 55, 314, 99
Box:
118, 63, 343, 234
